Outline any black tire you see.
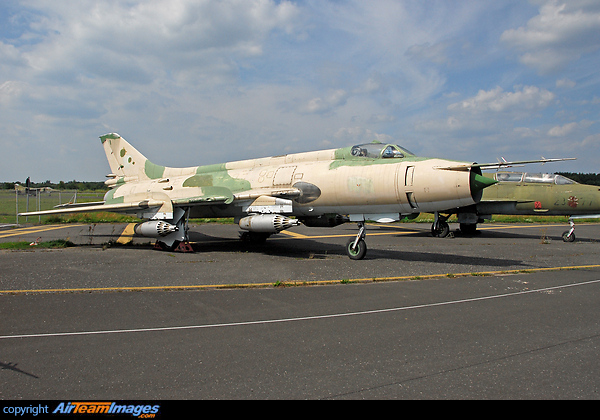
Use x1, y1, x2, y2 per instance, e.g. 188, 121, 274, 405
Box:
346, 238, 367, 260
562, 231, 576, 242
431, 221, 450, 238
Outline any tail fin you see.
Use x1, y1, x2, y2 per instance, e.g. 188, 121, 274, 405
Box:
100, 133, 166, 181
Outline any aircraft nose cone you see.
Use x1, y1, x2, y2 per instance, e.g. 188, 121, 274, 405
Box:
470, 172, 497, 195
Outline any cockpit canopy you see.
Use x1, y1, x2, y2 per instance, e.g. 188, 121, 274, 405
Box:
350, 143, 415, 159
495, 172, 577, 185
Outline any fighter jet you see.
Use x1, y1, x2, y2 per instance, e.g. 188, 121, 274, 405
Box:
14, 182, 54, 195
436, 171, 599, 242
19, 134, 571, 259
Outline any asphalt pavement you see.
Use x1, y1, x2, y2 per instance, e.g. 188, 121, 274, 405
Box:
1, 221, 599, 399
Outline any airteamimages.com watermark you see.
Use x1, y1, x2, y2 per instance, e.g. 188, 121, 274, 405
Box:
2, 402, 161, 418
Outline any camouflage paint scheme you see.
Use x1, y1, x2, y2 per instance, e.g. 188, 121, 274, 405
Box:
98, 134, 485, 218
451, 171, 600, 241
21, 133, 567, 258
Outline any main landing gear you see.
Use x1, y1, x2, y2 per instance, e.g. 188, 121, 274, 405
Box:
150, 208, 194, 252
346, 221, 367, 260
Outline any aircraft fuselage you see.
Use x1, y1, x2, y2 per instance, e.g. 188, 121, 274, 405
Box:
104, 144, 484, 222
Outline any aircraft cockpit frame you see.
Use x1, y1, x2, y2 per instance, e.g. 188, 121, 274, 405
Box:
350, 142, 415, 159
494, 172, 577, 185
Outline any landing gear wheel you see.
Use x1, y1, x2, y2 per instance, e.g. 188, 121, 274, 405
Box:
431, 221, 450, 238
346, 238, 367, 260
562, 231, 576, 242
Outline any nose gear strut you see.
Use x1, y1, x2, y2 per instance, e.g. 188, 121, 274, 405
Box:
346, 221, 367, 260
562, 219, 576, 242
431, 211, 450, 238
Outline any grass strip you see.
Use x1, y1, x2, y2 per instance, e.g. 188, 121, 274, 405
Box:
0, 239, 75, 250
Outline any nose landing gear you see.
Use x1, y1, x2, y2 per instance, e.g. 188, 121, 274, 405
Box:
346, 221, 367, 260
431, 212, 450, 238
562, 219, 576, 242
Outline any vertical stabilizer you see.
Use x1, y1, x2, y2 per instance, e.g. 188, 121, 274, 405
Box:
100, 133, 166, 181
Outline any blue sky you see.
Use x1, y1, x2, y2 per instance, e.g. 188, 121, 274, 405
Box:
1, 0, 599, 182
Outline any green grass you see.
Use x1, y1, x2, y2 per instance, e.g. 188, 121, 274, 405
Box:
2, 189, 598, 226
0, 190, 105, 224
42, 212, 141, 224
0, 188, 238, 225
189, 218, 235, 224
0, 239, 75, 250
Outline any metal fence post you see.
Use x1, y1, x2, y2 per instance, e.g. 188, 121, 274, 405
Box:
15, 188, 19, 225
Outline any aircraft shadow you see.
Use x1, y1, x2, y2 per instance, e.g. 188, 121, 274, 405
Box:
186, 231, 528, 268
80, 225, 568, 269
453, 228, 597, 242
377, 223, 596, 243
0, 361, 39, 379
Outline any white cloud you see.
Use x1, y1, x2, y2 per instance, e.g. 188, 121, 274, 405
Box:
414, 116, 465, 133
513, 126, 542, 138
448, 85, 555, 114
405, 42, 449, 65
548, 120, 594, 136
556, 78, 576, 88
581, 133, 600, 147
12, 0, 300, 85
0, 81, 24, 104
548, 122, 579, 137
0, 41, 25, 68
501, 0, 600, 73
1, 1, 600, 179
368, 114, 396, 124
333, 127, 393, 145
302, 89, 349, 115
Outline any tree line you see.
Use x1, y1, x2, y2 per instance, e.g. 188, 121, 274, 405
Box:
2, 172, 600, 191
1, 180, 108, 191
556, 173, 600, 186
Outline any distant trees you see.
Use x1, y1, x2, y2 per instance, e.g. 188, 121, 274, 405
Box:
556, 173, 600, 186
3, 173, 600, 190
1, 180, 108, 191
55, 180, 108, 191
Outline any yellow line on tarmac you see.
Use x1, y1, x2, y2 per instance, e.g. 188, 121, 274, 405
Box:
279, 225, 421, 240
2, 264, 599, 295
279, 231, 418, 240
213, 221, 594, 244
0, 224, 84, 239
280, 230, 309, 239
117, 223, 136, 244
279, 222, 571, 240
477, 223, 568, 231
278, 231, 350, 240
